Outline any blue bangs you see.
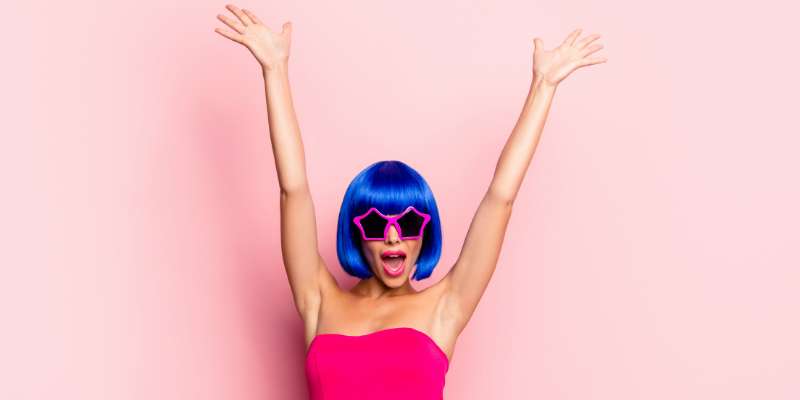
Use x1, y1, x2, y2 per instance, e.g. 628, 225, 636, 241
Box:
336, 160, 443, 281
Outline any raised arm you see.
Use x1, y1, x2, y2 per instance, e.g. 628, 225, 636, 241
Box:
215, 5, 339, 320
442, 29, 608, 327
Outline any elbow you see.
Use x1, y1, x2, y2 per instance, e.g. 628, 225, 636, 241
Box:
281, 182, 311, 197
486, 188, 515, 208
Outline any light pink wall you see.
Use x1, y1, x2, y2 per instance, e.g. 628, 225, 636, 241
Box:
4, 0, 798, 399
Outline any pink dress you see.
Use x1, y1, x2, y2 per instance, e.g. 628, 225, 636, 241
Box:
305, 327, 450, 399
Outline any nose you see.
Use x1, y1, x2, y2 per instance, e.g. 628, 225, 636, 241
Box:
385, 222, 400, 244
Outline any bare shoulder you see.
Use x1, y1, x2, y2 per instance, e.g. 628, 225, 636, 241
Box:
423, 272, 467, 361
418, 272, 451, 302
317, 257, 344, 300
301, 258, 345, 341
435, 274, 466, 326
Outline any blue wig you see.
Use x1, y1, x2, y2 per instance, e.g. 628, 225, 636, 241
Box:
336, 160, 443, 281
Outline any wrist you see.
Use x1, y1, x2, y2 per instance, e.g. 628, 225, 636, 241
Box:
532, 73, 557, 91
262, 60, 289, 75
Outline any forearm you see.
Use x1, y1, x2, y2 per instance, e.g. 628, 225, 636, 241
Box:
262, 62, 309, 194
488, 74, 557, 204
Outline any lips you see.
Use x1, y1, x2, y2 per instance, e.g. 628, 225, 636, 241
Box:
381, 250, 406, 277
382, 249, 406, 257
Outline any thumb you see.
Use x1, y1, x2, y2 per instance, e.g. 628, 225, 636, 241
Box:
282, 21, 292, 35
533, 37, 543, 51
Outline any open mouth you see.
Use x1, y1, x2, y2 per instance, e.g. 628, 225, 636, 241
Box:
381, 253, 406, 277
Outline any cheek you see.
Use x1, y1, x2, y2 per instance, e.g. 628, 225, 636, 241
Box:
412, 241, 423, 256
360, 243, 378, 262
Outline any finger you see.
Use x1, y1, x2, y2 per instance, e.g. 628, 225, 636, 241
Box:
217, 14, 245, 34
576, 33, 601, 49
242, 9, 263, 25
561, 28, 582, 47
580, 43, 604, 57
214, 27, 244, 44
226, 4, 253, 26
579, 56, 608, 67
533, 37, 543, 51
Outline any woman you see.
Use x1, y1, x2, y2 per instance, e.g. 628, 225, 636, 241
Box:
214, 4, 606, 399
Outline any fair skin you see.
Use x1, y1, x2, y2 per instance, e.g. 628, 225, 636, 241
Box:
215, 4, 607, 363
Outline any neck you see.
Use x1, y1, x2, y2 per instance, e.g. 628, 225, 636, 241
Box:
350, 276, 417, 299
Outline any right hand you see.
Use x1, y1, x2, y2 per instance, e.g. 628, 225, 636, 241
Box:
214, 4, 292, 71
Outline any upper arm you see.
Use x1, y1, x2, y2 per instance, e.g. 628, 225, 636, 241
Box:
280, 186, 341, 319
442, 190, 513, 325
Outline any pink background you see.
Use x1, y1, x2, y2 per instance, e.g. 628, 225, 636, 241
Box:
4, 1, 799, 399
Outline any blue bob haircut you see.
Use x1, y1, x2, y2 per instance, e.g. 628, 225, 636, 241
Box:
336, 160, 443, 281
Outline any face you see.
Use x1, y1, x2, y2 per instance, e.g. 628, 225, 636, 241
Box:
359, 212, 423, 286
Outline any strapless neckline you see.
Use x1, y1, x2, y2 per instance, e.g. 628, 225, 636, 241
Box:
307, 326, 450, 365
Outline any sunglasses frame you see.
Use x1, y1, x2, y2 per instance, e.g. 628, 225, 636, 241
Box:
352, 205, 432, 241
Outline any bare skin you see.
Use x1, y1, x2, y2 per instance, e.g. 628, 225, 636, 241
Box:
214, 4, 607, 364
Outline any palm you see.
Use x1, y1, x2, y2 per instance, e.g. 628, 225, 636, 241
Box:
532, 29, 607, 86
241, 24, 290, 67
214, 4, 292, 70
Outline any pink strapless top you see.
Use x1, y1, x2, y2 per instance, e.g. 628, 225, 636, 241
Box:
305, 327, 450, 399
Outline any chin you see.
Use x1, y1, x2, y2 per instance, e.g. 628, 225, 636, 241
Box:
374, 267, 408, 285
382, 276, 407, 287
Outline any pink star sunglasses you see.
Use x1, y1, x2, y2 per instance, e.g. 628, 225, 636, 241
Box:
352, 206, 432, 241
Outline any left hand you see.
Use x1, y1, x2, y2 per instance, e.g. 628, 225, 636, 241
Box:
532, 28, 607, 86
215, 4, 292, 71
